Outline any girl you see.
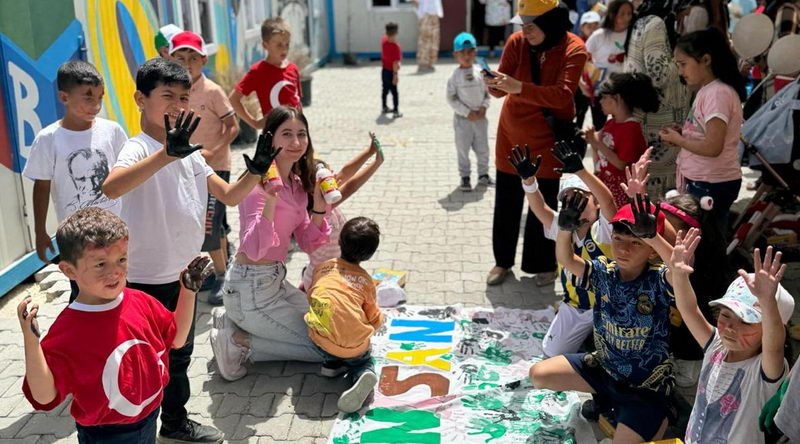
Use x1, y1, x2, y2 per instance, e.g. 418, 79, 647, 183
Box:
659, 28, 746, 233
584, 0, 635, 128
585, 72, 660, 208
671, 239, 792, 444
300, 133, 384, 291
210, 106, 331, 382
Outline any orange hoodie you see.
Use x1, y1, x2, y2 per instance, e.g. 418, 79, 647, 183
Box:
305, 258, 383, 359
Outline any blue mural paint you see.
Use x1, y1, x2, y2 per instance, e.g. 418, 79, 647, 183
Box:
116, 1, 147, 78
388, 319, 455, 343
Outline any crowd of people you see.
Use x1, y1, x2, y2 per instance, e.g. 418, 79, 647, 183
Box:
10, 0, 800, 442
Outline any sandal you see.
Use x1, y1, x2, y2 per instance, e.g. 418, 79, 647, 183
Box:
486, 267, 509, 286
534, 271, 558, 287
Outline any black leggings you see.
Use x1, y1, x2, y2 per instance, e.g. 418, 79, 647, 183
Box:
492, 170, 559, 273
381, 69, 398, 111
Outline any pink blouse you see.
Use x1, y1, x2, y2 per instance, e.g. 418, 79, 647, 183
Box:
237, 175, 330, 262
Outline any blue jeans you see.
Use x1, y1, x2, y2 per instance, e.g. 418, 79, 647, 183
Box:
685, 178, 742, 233
76, 408, 158, 443
318, 347, 375, 383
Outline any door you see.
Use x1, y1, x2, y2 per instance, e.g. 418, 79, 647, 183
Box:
440, 0, 468, 51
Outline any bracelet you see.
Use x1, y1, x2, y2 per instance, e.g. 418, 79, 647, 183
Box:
311, 209, 326, 215
522, 179, 539, 194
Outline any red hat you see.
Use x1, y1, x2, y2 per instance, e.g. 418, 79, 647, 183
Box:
169, 31, 206, 56
612, 203, 665, 236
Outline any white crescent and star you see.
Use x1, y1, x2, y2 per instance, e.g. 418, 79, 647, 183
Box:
102, 339, 166, 417
269, 80, 299, 109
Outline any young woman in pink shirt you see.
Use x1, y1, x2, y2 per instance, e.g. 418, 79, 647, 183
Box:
210, 106, 331, 381
659, 28, 746, 231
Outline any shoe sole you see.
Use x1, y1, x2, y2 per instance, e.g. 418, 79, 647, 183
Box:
337, 372, 378, 413
320, 366, 348, 378
158, 436, 224, 444
209, 329, 247, 382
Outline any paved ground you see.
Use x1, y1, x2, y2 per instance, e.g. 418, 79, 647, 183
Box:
0, 59, 797, 443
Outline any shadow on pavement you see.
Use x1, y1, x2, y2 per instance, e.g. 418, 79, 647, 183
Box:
437, 185, 489, 211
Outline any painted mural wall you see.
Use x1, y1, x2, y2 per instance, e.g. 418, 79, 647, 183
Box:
0, 0, 326, 294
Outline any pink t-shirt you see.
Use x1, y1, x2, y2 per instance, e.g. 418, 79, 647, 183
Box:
677, 80, 743, 187
302, 206, 347, 290
237, 175, 330, 262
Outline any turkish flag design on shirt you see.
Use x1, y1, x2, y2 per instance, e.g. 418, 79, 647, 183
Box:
22, 289, 176, 426
235, 60, 302, 117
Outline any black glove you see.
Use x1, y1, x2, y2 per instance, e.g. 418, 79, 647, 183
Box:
165, 111, 203, 158
558, 192, 589, 231
244, 131, 283, 176
180, 256, 214, 292
627, 193, 660, 238
552, 140, 585, 174
508, 145, 542, 180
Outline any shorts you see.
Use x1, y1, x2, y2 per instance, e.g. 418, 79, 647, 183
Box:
202, 170, 231, 252
542, 302, 594, 357
565, 353, 668, 441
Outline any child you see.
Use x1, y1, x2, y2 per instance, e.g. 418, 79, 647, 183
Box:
671, 236, 793, 444
531, 194, 678, 443
761, 365, 800, 442
585, 72, 659, 208
301, 133, 384, 291
659, 27, 746, 229
575, 11, 602, 128
102, 58, 272, 443
446, 32, 492, 191
23, 61, 128, 266
305, 216, 383, 413
154, 24, 182, 59
381, 22, 403, 118
210, 106, 330, 382
18, 207, 211, 444
507, 141, 617, 354
230, 17, 301, 131
171, 31, 240, 304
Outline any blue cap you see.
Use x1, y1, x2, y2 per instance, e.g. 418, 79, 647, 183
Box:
453, 32, 477, 52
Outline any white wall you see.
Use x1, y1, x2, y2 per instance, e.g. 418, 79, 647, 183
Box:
334, 2, 419, 54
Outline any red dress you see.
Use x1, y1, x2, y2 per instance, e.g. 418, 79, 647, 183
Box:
596, 119, 647, 207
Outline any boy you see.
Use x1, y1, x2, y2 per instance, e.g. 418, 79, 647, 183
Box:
230, 17, 300, 130
155, 24, 182, 59
507, 142, 617, 355
18, 207, 211, 443
531, 194, 678, 443
102, 58, 276, 443
23, 61, 127, 265
671, 234, 792, 444
381, 22, 403, 118
304, 217, 384, 413
171, 31, 240, 304
446, 32, 491, 191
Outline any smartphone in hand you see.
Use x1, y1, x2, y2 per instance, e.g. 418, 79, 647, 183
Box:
478, 57, 496, 78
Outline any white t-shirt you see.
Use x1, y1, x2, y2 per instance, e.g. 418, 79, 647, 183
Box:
22, 118, 128, 221
114, 133, 214, 284
685, 330, 787, 444
585, 29, 628, 92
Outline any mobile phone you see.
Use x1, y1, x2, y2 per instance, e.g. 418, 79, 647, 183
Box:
478, 57, 496, 78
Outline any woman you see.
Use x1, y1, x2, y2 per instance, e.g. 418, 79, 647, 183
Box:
210, 106, 330, 381
484, 0, 588, 286
623, 0, 691, 199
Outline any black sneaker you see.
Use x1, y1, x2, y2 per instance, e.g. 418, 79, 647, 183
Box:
460, 177, 472, 192
392, 110, 403, 118
159, 418, 224, 443
320, 361, 348, 377
382, 106, 391, 114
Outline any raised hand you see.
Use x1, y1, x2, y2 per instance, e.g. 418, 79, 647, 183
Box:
180, 256, 214, 292
552, 140, 585, 174
507, 145, 541, 180
369, 131, 384, 161
17, 297, 40, 338
627, 193, 660, 238
165, 110, 203, 158
621, 148, 652, 198
670, 228, 701, 275
558, 192, 589, 231
244, 131, 283, 176
738, 246, 787, 301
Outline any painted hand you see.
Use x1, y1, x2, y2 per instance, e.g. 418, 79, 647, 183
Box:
507, 145, 541, 180
17, 297, 40, 338
557, 192, 589, 232
165, 110, 203, 158
244, 131, 282, 176
180, 256, 214, 292
552, 140, 585, 174
627, 193, 660, 238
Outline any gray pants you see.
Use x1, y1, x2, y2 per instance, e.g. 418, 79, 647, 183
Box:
222, 261, 324, 362
453, 114, 489, 178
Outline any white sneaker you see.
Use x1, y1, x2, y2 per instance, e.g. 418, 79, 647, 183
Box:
210, 325, 249, 382
337, 371, 378, 413
674, 359, 701, 388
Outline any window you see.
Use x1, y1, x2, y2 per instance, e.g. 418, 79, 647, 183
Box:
243, 0, 269, 39
176, 0, 219, 53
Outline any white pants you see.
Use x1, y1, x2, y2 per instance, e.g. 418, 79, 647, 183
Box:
542, 302, 594, 357
453, 115, 489, 178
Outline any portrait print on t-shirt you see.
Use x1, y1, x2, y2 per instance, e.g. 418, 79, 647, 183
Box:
65, 147, 111, 212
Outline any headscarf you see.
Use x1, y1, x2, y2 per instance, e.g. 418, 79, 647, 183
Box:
530, 3, 572, 51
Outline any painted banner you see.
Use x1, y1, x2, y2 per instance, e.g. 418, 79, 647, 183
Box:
328, 305, 596, 443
